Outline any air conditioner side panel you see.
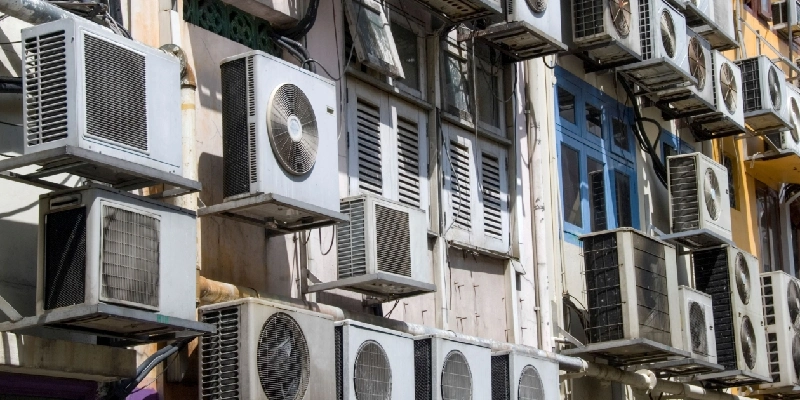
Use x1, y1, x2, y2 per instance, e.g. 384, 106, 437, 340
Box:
409, 202, 432, 284
665, 244, 682, 350
618, 232, 638, 340
508, 0, 563, 43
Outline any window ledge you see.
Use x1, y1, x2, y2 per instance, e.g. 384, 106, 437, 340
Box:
447, 239, 513, 260
346, 67, 432, 111
441, 113, 513, 146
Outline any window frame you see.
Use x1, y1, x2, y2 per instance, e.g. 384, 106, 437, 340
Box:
343, 0, 406, 79
386, 6, 427, 99
658, 129, 694, 164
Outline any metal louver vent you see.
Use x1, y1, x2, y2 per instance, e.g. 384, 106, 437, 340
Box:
574, 0, 605, 38
357, 99, 383, 195
694, 247, 736, 370
353, 340, 392, 400
336, 326, 343, 400
200, 306, 240, 400
768, 66, 782, 111
101, 205, 160, 308
670, 157, 700, 232
450, 141, 471, 229
734, 252, 751, 305
24, 30, 68, 146
84, 34, 148, 151
688, 38, 707, 90
491, 355, 509, 400
740, 58, 763, 113
338, 198, 368, 278
397, 117, 421, 208
689, 301, 709, 356
268, 84, 319, 175
768, 332, 780, 381
441, 350, 473, 400
609, 0, 632, 35
789, 280, 800, 326
518, 365, 545, 400
221, 57, 251, 198
375, 204, 412, 277
639, 0, 653, 59
481, 153, 503, 238
247, 57, 257, 184
660, 9, 676, 58
763, 275, 776, 325
589, 170, 607, 232
741, 316, 757, 370
720, 63, 738, 114
414, 339, 432, 400
43, 207, 87, 310
256, 312, 310, 400
703, 168, 721, 221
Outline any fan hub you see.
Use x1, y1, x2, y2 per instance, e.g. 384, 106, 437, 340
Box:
288, 115, 304, 142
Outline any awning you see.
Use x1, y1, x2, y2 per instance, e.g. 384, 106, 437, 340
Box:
744, 150, 800, 186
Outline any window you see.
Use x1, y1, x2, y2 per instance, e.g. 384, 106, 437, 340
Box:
722, 155, 737, 209
658, 130, 694, 164
344, 0, 405, 78
757, 181, 784, 272
390, 22, 420, 91
555, 68, 638, 239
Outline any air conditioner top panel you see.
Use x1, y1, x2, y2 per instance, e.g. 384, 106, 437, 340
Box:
220, 50, 335, 87
677, 285, 712, 299
41, 184, 196, 217
336, 319, 414, 339
491, 348, 559, 364
197, 297, 334, 321
414, 333, 492, 348
760, 270, 795, 280
578, 227, 676, 249
340, 192, 426, 213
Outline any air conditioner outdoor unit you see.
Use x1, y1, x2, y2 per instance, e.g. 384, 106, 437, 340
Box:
36, 185, 196, 330
309, 193, 434, 299
335, 320, 414, 399
772, 0, 800, 38
570, 0, 642, 67
474, 0, 567, 61
666, 152, 732, 248
678, 286, 717, 364
693, 246, 769, 384
760, 271, 800, 389
767, 84, 800, 155
414, 334, 492, 400
685, 0, 737, 50
617, 0, 693, 91
736, 55, 792, 135
579, 228, 681, 350
21, 17, 182, 175
653, 27, 717, 118
199, 298, 336, 400
414, 0, 502, 21
218, 50, 339, 223
692, 50, 746, 137
491, 349, 559, 400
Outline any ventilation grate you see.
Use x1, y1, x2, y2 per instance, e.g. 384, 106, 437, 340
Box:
256, 312, 310, 400
221, 57, 251, 198
24, 30, 68, 146
583, 233, 624, 343
669, 156, 700, 232
336, 325, 344, 400
491, 355, 510, 400
689, 301, 709, 356
415, 339, 432, 400
357, 99, 383, 195
338, 198, 368, 278
631, 234, 671, 345
694, 247, 736, 370
398, 117, 421, 208
762, 275, 776, 326
573, 0, 605, 38
768, 331, 780, 382
482, 153, 503, 238
518, 365, 545, 400
200, 306, 240, 400
375, 204, 412, 277
442, 350, 473, 400
354, 340, 392, 400
84, 34, 147, 151
639, 0, 652, 60
450, 141, 472, 229
589, 170, 607, 232
101, 205, 160, 308
43, 207, 87, 310
738, 58, 763, 113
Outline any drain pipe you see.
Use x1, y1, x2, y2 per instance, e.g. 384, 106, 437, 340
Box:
0, 0, 72, 24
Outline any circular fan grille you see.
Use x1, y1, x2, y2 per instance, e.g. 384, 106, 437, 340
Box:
268, 83, 319, 176
735, 252, 752, 305
740, 316, 757, 370
789, 279, 800, 327
793, 332, 800, 381
791, 98, 800, 144
660, 10, 676, 58
720, 63, 738, 114
526, 0, 548, 13
257, 312, 310, 400
689, 301, 709, 356
518, 365, 545, 400
608, 0, 631, 36
769, 66, 782, 111
441, 350, 472, 400
703, 168, 721, 221
354, 340, 392, 400
688, 37, 707, 90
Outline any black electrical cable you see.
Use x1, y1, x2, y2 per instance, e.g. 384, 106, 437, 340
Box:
274, 0, 321, 40
618, 75, 668, 187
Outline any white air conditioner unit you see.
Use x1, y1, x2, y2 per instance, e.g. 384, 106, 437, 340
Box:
570, 0, 642, 66
219, 51, 339, 223
693, 246, 769, 383
686, 0, 737, 50
309, 193, 434, 299
760, 271, 800, 389
692, 50, 746, 137
736, 56, 792, 135
473, 0, 567, 61
413, 334, 492, 400
767, 84, 800, 155
617, 0, 692, 91
678, 286, 717, 364
414, 0, 502, 21
21, 17, 182, 175
36, 185, 196, 327
335, 320, 414, 399
772, 0, 800, 38
653, 27, 716, 118
666, 152, 732, 248
199, 298, 336, 400
578, 228, 682, 350
491, 349, 559, 400
219, 0, 303, 27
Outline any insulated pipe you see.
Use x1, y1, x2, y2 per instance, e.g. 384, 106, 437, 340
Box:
0, 0, 72, 24
197, 276, 259, 304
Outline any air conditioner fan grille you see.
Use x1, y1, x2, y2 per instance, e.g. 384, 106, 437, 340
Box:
790, 279, 800, 327
442, 350, 473, 400
354, 340, 392, 400
703, 167, 721, 221
518, 365, 545, 400
256, 312, 310, 400
735, 252, 751, 305
268, 83, 319, 175
720, 62, 738, 114
689, 301, 709, 356
688, 37, 707, 90
741, 315, 757, 370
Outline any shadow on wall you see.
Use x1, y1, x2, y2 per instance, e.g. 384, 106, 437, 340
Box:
0, 218, 38, 321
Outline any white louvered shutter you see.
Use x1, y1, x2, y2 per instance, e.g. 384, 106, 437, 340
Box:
356, 99, 383, 195
481, 153, 502, 238
397, 116, 421, 208
449, 140, 472, 229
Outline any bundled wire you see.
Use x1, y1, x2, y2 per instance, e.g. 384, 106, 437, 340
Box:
274, 0, 321, 40
617, 75, 668, 187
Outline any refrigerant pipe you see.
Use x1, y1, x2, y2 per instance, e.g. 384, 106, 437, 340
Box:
0, 0, 72, 24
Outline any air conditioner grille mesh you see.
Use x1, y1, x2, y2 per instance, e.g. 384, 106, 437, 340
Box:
101, 205, 160, 308
583, 233, 624, 343
768, 331, 780, 382
442, 350, 473, 400
200, 306, 240, 400
519, 365, 545, 400
338, 198, 368, 278
762, 275, 776, 325
84, 34, 147, 151
689, 301, 709, 356
694, 247, 736, 370
491, 355, 510, 400
354, 340, 392, 400
640, 0, 652, 60
221, 57, 251, 198
574, 0, 605, 38
43, 206, 87, 310
738, 58, 763, 112
336, 325, 344, 400
398, 117, 421, 208
24, 30, 68, 146
375, 204, 412, 277
669, 156, 700, 232
256, 312, 310, 400
414, 339, 432, 400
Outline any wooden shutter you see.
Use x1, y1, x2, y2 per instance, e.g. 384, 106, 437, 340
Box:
397, 116, 421, 208
449, 140, 471, 228
356, 99, 383, 195
481, 153, 503, 237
